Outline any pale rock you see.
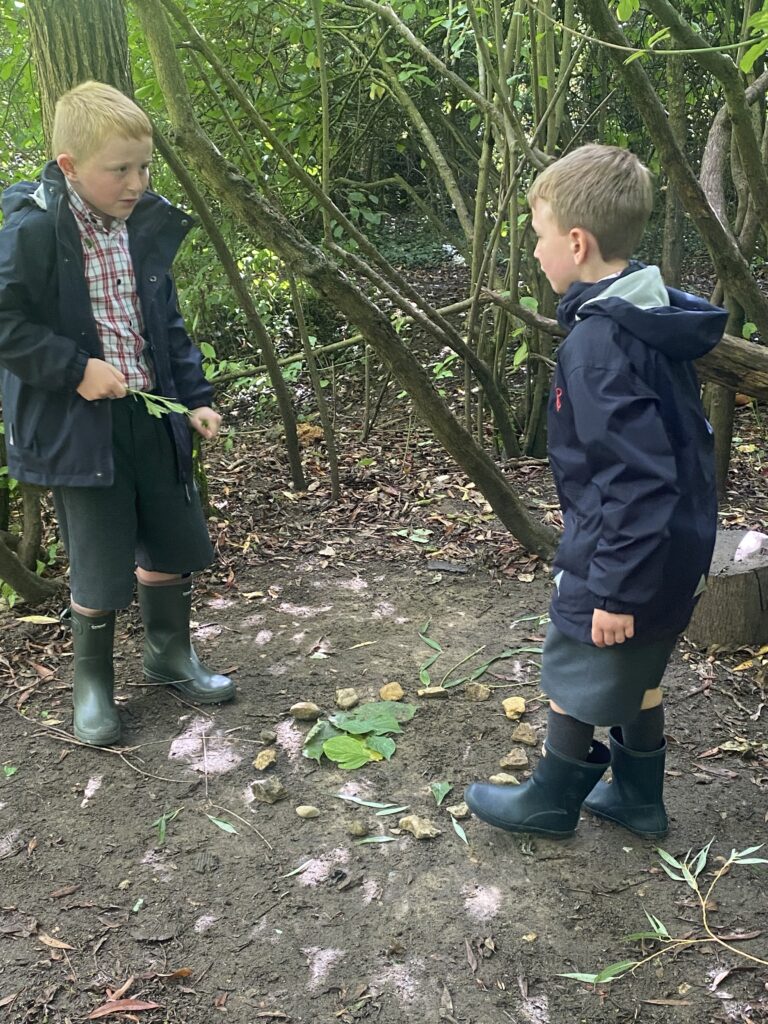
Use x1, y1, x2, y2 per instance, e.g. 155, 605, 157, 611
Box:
335, 688, 360, 710
290, 701, 322, 721
250, 777, 288, 804
465, 682, 491, 702
446, 801, 470, 820
380, 682, 405, 702
488, 772, 520, 785
417, 687, 449, 698
253, 748, 278, 771
399, 814, 442, 839
295, 805, 321, 818
499, 747, 529, 769
511, 722, 538, 747
347, 819, 369, 837
502, 696, 526, 720
260, 729, 277, 744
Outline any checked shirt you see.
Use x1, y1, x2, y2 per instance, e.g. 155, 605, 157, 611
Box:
67, 183, 153, 390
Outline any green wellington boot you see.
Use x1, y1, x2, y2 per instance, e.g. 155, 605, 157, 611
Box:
464, 741, 610, 839
583, 727, 668, 839
137, 580, 235, 704
70, 609, 121, 747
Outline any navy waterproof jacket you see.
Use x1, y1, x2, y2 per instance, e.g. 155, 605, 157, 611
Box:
548, 263, 728, 645
0, 161, 212, 488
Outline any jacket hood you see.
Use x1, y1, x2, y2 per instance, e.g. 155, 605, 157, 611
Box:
557, 263, 728, 361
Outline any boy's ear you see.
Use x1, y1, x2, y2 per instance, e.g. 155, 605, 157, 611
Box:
569, 226, 592, 266
56, 154, 77, 180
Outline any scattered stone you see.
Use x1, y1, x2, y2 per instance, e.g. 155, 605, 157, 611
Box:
335, 687, 360, 710
347, 820, 369, 837
465, 682, 491, 702
511, 723, 538, 747
417, 687, 449, 698
488, 773, 520, 785
502, 696, 526, 720
290, 701, 322, 721
295, 805, 321, 819
499, 747, 529, 769
446, 801, 470, 820
399, 814, 442, 839
380, 682, 405, 701
250, 777, 288, 804
253, 747, 278, 771
194, 850, 220, 874
259, 729, 277, 744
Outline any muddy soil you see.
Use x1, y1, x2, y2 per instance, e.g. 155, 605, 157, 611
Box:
1, 545, 767, 1024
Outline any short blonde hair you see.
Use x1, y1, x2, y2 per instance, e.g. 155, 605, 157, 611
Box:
528, 144, 653, 261
52, 81, 152, 160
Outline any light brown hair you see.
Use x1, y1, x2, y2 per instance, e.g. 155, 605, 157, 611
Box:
527, 144, 653, 260
52, 81, 152, 160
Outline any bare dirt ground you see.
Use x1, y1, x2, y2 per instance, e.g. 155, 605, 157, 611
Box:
2, 443, 768, 1023
2, 281, 768, 1022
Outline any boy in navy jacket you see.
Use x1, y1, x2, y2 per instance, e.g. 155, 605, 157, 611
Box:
0, 82, 234, 746
466, 144, 727, 839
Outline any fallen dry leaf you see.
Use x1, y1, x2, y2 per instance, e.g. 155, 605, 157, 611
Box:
88, 999, 162, 1018
37, 931, 74, 950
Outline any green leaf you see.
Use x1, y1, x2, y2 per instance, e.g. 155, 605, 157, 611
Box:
374, 805, 410, 816
323, 735, 376, 770
303, 719, 343, 762
732, 843, 765, 859
281, 861, 312, 878
657, 848, 684, 871
513, 341, 528, 368
624, 931, 665, 942
594, 960, 637, 983
366, 736, 397, 761
558, 972, 599, 984
740, 40, 768, 74
419, 666, 432, 686
355, 835, 399, 844
658, 862, 685, 882
742, 321, 758, 339
335, 794, 400, 809
451, 816, 468, 845
206, 814, 238, 834
644, 911, 670, 939
680, 863, 698, 891
519, 295, 538, 312
430, 781, 453, 806
3, 765, 18, 779
616, 0, 638, 19
692, 838, 714, 877
330, 702, 415, 736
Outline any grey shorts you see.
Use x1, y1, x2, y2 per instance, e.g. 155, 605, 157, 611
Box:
539, 623, 676, 726
52, 396, 214, 610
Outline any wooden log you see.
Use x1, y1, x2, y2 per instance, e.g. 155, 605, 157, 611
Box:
685, 529, 768, 649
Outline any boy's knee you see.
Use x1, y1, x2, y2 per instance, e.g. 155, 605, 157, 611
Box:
640, 687, 663, 710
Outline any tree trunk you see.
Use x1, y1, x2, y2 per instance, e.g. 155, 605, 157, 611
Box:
686, 530, 768, 649
25, 0, 133, 143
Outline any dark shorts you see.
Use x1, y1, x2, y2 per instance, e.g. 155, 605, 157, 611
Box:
539, 623, 676, 726
52, 396, 214, 610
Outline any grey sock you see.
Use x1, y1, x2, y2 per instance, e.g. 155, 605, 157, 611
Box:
546, 709, 595, 761
620, 703, 665, 752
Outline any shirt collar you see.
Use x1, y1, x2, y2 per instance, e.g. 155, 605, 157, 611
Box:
66, 181, 126, 234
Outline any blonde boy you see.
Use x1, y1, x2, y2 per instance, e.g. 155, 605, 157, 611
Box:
466, 144, 727, 839
0, 82, 234, 747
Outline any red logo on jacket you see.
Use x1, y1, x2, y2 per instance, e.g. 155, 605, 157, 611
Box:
555, 386, 563, 412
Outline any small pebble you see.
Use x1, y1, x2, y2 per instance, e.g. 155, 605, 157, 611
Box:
290, 702, 322, 721
295, 805, 321, 819
380, 682, 405, 701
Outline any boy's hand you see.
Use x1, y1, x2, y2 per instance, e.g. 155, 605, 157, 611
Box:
592, 609, 635, 647
77, 358, 127, 400
188, 406, 222, 440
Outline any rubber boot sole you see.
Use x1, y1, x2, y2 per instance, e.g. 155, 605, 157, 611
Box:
143, 670, 236, 704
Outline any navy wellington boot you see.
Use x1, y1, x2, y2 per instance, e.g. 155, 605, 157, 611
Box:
583, 727, 668, 839
464, 741, 610, 839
